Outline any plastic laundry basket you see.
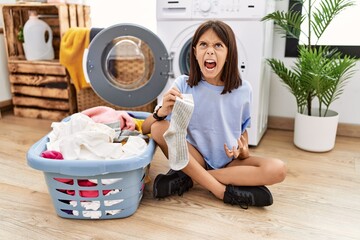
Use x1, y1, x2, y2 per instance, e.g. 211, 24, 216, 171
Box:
27, 111, 156, 219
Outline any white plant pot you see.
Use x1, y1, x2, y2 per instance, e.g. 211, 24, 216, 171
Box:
294, 108, 339, 152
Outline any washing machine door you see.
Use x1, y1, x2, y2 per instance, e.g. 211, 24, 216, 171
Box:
84, 24, 170, 108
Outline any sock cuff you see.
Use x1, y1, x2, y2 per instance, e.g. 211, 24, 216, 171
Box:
171, 95, 194, 129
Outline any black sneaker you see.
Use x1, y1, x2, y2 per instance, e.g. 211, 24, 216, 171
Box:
153, 169, 193, 198
223, 185, 273, 209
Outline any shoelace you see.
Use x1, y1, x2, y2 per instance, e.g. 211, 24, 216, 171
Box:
229, 192, 252, 209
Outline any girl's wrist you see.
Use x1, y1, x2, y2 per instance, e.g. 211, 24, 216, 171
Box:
153, 106, 167, 121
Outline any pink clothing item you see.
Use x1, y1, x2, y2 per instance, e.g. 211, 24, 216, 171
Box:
78, 180, 111, 197
41, 150, 71, 183
41, 150, 64, 160
57, 180, 111, 198
82, 106, 135, 130
41, 150, 111, 197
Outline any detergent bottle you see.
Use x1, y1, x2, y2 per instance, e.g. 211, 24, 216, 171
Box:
23, 11, 55, 61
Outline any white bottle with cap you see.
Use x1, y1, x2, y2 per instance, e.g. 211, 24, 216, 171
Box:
23, 11, 55, 61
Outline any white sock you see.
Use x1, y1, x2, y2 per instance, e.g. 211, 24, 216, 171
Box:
163, 94, 194, 170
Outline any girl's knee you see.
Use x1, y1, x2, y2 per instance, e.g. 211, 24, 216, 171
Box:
274, 160, 287, 183
150, 121, 168, 143
267, 159, 287, 184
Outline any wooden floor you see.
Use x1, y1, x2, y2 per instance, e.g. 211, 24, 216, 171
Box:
0, 111, 359, 240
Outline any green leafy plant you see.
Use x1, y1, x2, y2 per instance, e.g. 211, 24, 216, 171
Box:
262, 0, 358, 116
17, 26, 24, 43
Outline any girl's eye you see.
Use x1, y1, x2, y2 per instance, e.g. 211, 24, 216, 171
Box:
199, 42, 207, 47
215, 43, 223, 48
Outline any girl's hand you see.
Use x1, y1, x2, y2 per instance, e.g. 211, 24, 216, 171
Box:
158, 87, 182, 117
224, 132, 249, 160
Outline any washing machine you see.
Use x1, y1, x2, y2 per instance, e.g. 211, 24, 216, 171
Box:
156, 0, 275, 146
83, 0, 274, 146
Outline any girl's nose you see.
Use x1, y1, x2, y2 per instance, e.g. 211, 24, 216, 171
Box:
206, 49, 214, 55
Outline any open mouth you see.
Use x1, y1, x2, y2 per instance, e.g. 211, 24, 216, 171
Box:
204, 60, 216, 70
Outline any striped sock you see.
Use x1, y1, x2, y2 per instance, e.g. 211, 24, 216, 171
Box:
163, 94, 194, 170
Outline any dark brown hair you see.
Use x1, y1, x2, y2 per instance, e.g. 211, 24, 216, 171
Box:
187, 20, 242, 94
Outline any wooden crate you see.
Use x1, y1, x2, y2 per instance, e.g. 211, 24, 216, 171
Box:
8, 60, 77, 120
2, 3, 91, 60
1, 3, 91, 120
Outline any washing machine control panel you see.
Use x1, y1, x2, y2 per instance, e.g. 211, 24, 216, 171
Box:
192, 0, 267, 19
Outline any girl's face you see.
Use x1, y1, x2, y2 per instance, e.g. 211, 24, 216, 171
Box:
193, 29, 228, 84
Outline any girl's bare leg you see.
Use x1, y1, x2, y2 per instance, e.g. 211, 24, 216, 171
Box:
150, 121, 286, 200
208, 157, 287, 187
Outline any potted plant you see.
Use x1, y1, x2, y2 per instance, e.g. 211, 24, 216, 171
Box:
262, 0, 358, 152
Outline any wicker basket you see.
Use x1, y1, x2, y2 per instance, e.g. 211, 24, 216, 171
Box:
76, 87, 157, 112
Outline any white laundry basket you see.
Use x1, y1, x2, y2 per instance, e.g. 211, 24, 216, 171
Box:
27, 111, 156, 219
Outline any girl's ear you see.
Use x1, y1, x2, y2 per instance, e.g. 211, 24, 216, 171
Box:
193, 47, 197, 59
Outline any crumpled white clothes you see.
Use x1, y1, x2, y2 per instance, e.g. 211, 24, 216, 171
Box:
70, 189, 123, 218
46, 113, 147, 160
69, 190, 123, 210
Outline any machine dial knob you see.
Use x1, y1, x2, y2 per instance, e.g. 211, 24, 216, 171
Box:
200, 0, 211, 12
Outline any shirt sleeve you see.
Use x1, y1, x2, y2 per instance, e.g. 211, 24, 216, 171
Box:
173, 75, 187, 93
164, 75, 188, 121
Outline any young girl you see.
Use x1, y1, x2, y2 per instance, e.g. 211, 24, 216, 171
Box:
142, 20, 286, 208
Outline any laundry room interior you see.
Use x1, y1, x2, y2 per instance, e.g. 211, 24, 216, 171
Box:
0, 0, 359, 239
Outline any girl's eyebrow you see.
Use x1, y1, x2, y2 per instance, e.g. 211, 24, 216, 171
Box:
198, 40, 222, 44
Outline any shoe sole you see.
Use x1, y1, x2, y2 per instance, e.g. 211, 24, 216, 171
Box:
153, 173, 165, 198
257, 186, 273, 206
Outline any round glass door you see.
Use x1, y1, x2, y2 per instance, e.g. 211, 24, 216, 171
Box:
105, 36, 154, 90
179, 38, 192, 76
85, 24, 170, 108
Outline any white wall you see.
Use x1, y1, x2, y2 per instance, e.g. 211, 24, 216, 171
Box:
88, 0, 156, 32
89, 0, 360, 126
270, 0, 360, 125
0, 36, 11, 102
0, 0, 15, 103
